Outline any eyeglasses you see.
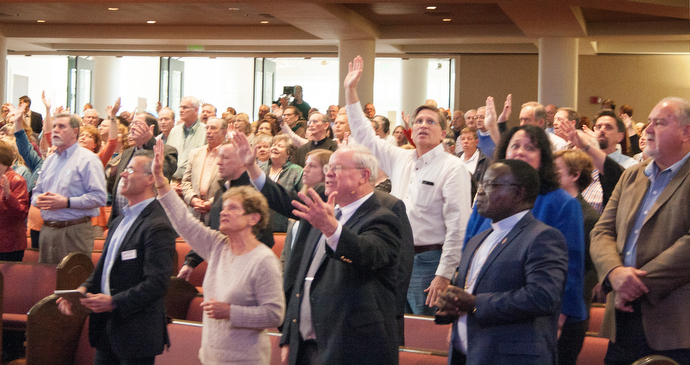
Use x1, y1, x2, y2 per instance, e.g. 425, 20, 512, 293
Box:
179, 105, 194, 110
323, 164, 363, 174
283, 113, 295, 117
124, 167, 151, 175
306, 120, 325, 126
478, 181, 519, 191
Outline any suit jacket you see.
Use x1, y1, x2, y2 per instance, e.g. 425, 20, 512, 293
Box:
183, 173, 275, 268
108, 137, 177, 224
83, 199, 177, 358
279, 189, 402, 365
446, 212, 568, 365
590, 157, 690, 350
181, 145, 221, 221
29, 111, 43, 136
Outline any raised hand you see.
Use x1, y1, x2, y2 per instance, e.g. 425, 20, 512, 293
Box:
106, 97, 122, 119
344, 56, 364, 91
401, 111, 410, 130
498, 94, 512, 123
41, 90, 52, 111
484, 96, 497, 128
292, 189, 339, 237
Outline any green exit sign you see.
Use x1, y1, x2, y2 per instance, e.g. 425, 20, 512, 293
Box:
187, 45, 205, 51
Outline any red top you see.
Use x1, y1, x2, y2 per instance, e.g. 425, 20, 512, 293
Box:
0, 168, 29, 253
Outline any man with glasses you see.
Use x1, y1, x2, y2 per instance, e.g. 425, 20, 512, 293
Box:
281, 106, 306, 138
436, 160, 568, 365
58, 151, 176, 365
291, 113, 337, 167
167, 96, 207, 179
344, 55, 471, 316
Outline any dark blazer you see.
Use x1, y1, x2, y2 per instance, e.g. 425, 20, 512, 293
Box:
446, 212, 568, 365
29, 111, 43, 136
183, 173, 275, 268
457, 148, 490, 202
108, 137, 177, 224
83, 199, 177, 358
278, 188, 403, 365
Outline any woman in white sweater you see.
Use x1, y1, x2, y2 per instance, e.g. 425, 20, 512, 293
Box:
152, 138, 285, 365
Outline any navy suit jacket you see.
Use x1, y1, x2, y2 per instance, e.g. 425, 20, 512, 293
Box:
447, 212, 568, 365
278, 189, 403, 365
83, 199, 177, 358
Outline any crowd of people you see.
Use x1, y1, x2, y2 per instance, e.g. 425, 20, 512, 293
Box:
0, 54, 689, 365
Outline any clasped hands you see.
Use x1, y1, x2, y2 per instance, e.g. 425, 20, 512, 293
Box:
607, 266, 648, 312
435, 285, 476, 322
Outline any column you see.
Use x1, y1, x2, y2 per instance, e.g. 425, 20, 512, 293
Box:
338, 39, 375, 107
93, 56, 122, 118
401, 58, 428, 115
0, 34, 7, 104
538, 38, 578, 108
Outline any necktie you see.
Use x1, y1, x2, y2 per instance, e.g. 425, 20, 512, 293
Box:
299, 207, 341, 340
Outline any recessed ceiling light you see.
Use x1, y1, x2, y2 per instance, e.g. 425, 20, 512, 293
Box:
228, 7, 239, 11
443, 18, 451, 22
426, 6, 437, 10
37, 20, 45, 23
260, 20, 269, 24
108, 7, 118, 11
147, 20, 156, 24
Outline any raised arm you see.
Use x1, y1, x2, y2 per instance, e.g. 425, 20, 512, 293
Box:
483, 96, 502, 144
560, 119, 607, 172
344, 56, 363, 106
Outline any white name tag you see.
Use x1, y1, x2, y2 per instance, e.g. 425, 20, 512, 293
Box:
121, 249, 137, 260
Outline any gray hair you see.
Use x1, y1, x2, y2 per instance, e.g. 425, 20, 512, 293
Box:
522, 102, 547, 123
54, 113, 81, 134
181, 96, 200, 109
660, 97, 690, 126
271, 134, 296, 157
208, 117, 228, 130
339, 144, 378, 183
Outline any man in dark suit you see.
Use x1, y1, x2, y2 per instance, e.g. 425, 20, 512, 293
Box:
18, 95, 43, 136
435, 160, 568, 365
276, 144, 401, 365
58, 151, 177, 365
109, 112, 177, 224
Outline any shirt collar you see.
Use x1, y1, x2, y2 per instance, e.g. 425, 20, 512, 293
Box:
336, 191, 374, 221
184, 120, 199, 133
645, 150, 690, 179
414, 143, 445, 162
122, 197, 155, 218
57, 142, 79, 158
490, 210, 530, 231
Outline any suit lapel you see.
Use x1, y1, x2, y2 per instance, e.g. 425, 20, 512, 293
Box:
116, 202, 154, 258
474, 213, 533, 289
457, 229, 493, 287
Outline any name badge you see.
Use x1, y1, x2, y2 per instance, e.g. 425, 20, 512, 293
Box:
121, 249, 137, 261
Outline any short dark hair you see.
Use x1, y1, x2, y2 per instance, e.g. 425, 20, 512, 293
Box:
495, 159, 540, 204
495, 125, 559, 194
412, 104, 447, 131
133, 149, 155, 174
137, 112, 160, 136
557, 107, 579, 124
375, 115, 391, 134
19, 95, 31, 108
620, 104, 633, 117
594, 109, 629, 154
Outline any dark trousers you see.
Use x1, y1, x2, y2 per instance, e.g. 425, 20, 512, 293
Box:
94, 330, 155, 365
605, 301, 690, 365
296, 338, 319, 365
558, 319, 587, 365
449, 345, 467, 365
0, 250, 24, 262
30, 229, 40, 249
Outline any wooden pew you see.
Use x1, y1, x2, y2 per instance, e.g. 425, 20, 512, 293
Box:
404, 314, 451, 352
0, 252, 93, 331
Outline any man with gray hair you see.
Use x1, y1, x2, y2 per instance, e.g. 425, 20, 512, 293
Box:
167, 96, 207, 180
181, 117, 226, 223
520, 101, 568, 151
591, 97, 690, 364
291, 113, 337, 167
373, 115, 397, 145
32, 113, 107, 263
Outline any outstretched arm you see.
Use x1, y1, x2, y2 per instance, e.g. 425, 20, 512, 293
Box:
344, 56, 363, 106
483, 96, 502, 145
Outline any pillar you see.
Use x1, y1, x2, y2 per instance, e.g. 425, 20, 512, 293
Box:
338, 39, 375, 108
0, 35, 6, 104
401, 58, 428, 116
93, 56, 122, 118
538, 38, 578, 108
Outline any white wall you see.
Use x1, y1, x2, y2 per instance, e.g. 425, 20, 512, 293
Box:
5, 55, 68, 111
273, 58, 340, 116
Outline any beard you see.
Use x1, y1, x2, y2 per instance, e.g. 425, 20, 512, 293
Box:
52, 136, 64, 147
598, 138, 608, 150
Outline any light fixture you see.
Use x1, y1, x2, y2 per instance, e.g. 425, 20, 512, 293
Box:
147, 20, 156, 24
108, 7, 118, 11
426, 6, 437, 10
37, 19, 45, 23
228, 7, 239, 11
443, 18, 451, 22
260, 20, 269, 24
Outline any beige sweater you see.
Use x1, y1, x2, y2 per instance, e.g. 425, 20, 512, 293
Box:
158, 190, 285, 365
